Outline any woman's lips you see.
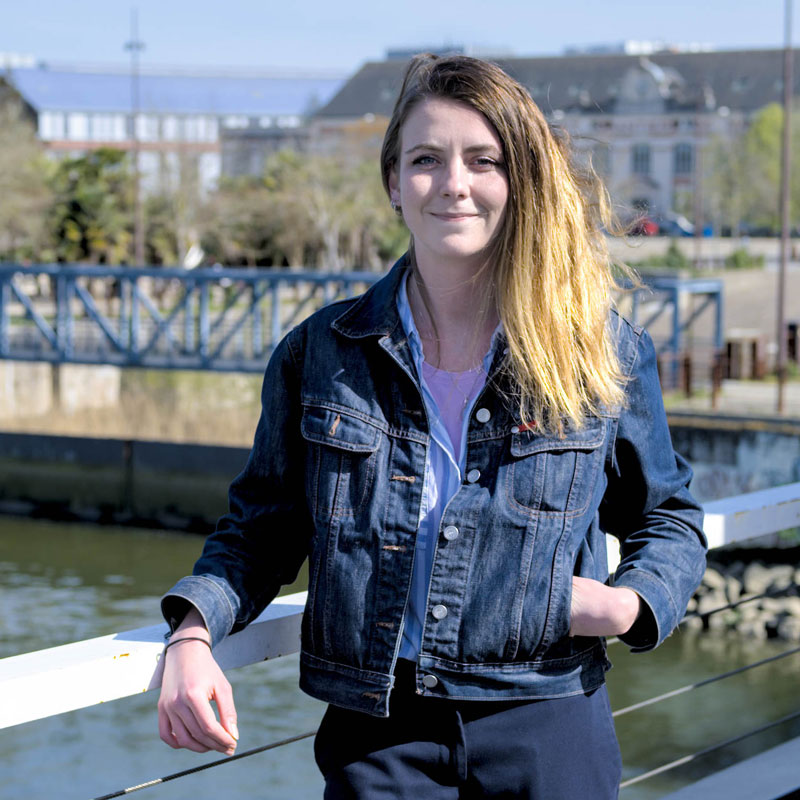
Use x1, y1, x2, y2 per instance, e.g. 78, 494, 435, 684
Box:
430, 212, 478, 221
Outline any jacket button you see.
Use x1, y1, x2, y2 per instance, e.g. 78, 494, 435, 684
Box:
422, 674, 439, 688
475, 407, 491, 423
466, 469, 481, 483
431, 604, 448, 620
511, 425, 520, 434
443, 525, 459, 541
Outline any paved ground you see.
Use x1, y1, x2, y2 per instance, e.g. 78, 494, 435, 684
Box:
666, 378, 800, 420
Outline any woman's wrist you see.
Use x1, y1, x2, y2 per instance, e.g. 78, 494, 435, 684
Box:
614, 587, 642, 634
170, 607, 210, 643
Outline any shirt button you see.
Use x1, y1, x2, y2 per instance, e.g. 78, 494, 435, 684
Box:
466, 468, 481, 483
431, 604, 448, 620
511, 425, 520, 434
422, 674, 439, 688
475, 407, 491, 423
443, 525, 459, 541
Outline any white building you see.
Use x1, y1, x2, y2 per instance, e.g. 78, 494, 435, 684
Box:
5, 63, 343, 191
312, 47, 798, 228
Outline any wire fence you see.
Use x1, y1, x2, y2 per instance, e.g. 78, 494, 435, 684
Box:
89, 580, 800, 799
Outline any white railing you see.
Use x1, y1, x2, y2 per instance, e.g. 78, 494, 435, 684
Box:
2, 482, 800, 731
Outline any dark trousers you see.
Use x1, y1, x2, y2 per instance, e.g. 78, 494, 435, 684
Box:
314, 663, 622, 799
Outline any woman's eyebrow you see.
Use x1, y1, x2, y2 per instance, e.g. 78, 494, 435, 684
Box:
404, 142, 443, 154
404, 142, 502, 155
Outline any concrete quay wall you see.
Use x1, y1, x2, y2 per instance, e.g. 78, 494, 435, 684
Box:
0, 361, 121, 419
667, 413, 800, 503
0, 432, 248, 532
1, 413, 799, 532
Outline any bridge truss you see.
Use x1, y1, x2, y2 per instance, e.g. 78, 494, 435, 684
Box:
0, 264, 380, 373
0, 264, 722, 377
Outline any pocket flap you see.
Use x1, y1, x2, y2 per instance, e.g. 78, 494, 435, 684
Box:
510, 416, 605, 456
301, 405, 381, 453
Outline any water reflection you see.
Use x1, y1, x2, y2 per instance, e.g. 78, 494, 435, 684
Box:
2, 516, 799, 799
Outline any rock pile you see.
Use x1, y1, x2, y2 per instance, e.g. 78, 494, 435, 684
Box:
686, 560, 800, 640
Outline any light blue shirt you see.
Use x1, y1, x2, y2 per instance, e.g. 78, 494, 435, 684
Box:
395, 275, 500, 661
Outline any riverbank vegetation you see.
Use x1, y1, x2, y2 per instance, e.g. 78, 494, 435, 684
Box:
0, 100, 407, 270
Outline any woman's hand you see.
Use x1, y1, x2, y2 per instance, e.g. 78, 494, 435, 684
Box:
157, 609, 239, 755
569, 577, 641, 637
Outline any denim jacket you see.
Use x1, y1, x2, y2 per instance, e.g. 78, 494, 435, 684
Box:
162, 256, 706, 718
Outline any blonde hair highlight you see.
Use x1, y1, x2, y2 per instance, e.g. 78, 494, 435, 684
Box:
381, 54, 631, 435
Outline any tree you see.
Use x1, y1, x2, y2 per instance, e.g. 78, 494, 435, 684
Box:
201, 137, 407, 271
704, 103, 800, 234
44, 148, 133, 264
0, 98, 53, 260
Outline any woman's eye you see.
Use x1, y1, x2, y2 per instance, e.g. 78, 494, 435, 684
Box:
412, 155, 437, 166
474, 156, 503, 169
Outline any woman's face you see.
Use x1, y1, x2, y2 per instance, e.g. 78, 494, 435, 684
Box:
389, 97, 509, 272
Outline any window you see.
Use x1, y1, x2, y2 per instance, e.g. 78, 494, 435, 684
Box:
184, 116, 218, 142
631, 143, 650, 175
91, 114, 126, 141
224, 115, 249, 129
198, 152, 220, 192
135, 114, 160, 142
162, 116, 180, 141
674, 143, 694, 175
67, 112, 89, 140
592, 142, 611, 177
39, 111, 65, 140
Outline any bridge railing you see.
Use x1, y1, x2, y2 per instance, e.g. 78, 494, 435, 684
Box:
2, 481, 799, 731
0, 263, 381, 372
1, 264, 723, 377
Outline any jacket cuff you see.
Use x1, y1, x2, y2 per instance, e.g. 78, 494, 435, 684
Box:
612, 569, 678, 652
160, 574, 239, 647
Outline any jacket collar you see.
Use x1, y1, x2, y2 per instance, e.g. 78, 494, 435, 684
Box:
331, 255, 410, 340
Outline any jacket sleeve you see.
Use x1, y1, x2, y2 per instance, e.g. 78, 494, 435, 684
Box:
599, 325, 707, 652
161, 328, 312, 646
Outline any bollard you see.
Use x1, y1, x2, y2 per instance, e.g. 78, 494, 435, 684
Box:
710, 351, 724, 410
787, 322, 798, 364
680, 352, 693, 397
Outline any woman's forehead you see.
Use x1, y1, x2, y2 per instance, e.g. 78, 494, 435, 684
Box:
400, 97, 502, 150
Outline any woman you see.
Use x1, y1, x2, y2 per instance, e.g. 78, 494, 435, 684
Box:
158, 54, 706, 798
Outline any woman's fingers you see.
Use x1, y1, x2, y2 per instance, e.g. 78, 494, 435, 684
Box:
213, 676, 239, 743
157, 641, 239, 755
173, 688, 236, 754
166, 710, 213, 754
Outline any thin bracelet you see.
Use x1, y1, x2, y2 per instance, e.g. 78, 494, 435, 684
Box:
163, 636, 212, 655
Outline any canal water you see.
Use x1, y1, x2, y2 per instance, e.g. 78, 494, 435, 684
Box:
2, 516, 800, 800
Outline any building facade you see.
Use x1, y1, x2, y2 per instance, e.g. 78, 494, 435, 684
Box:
5, 64, 343, 191
311, 48, 798, 228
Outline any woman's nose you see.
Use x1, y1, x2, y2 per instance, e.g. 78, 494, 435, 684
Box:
440, 159, 468, 198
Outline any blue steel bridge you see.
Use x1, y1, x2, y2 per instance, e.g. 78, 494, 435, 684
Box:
0, 263, 722, 378
0, 263, 380, 373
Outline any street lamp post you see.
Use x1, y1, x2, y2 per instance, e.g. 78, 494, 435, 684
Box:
777, 0, 794, 414
125, 9, 145, 267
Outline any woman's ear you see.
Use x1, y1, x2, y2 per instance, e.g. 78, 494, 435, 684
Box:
388, 169, 400, 207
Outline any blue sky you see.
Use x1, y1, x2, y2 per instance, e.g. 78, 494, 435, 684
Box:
2, 0, 797, 75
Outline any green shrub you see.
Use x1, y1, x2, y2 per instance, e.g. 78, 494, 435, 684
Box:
724, 248, 765, 270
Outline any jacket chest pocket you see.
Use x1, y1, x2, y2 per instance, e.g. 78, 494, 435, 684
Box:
301, 405, 382, 519
507, 417, 606, 516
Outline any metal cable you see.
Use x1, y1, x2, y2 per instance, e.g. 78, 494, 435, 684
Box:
613, 644, 800, 717
90, 730, 317, 800
607, 581, 798, 647
91, 581, 800, 797
683, 582, 798, 623
620, 709, 800, 788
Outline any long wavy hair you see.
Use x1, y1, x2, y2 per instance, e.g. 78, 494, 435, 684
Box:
380, 53, 629, 434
